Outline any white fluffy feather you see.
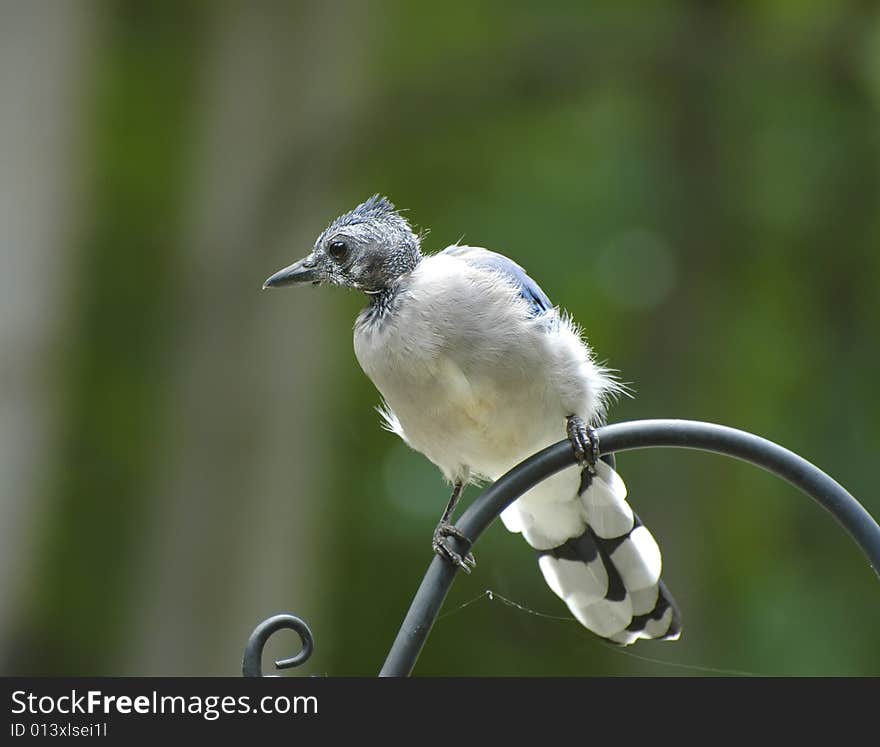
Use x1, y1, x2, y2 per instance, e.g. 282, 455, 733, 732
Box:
354, 245, 678, 644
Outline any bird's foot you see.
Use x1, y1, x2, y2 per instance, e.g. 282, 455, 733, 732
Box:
432, 522, 476, 573
567, 415, 599, 472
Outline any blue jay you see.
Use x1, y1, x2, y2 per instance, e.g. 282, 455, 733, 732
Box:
264, 195, 681, 645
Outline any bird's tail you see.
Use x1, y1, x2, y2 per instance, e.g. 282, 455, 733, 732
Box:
500, 460, 681, 645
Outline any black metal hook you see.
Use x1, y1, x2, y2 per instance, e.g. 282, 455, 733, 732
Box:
242, 613, 314, 677
379, 419, 880, 676
241, 419, 880, 677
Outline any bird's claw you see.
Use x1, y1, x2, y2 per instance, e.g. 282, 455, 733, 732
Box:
432, 522, 476, 573
567, 415, 599, 472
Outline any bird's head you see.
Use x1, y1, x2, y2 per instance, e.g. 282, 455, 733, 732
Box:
263, 195, 421, 294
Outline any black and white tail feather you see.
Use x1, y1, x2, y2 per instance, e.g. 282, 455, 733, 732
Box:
527, 461, 681, 644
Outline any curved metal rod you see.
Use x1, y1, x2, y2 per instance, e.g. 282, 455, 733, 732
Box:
379, 418, 880, 677
242, 613, 314, 677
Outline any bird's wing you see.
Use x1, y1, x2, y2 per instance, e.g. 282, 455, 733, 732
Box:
440, 245, 553, 318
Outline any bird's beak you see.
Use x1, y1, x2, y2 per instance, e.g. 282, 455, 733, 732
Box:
262, 255, 320, 289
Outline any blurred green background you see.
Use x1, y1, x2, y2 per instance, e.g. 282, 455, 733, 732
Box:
2, 0, 879, 676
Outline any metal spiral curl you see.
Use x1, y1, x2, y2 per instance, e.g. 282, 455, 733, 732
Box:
242, 613, 314, 677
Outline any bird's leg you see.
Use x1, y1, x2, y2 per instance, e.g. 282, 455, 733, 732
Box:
432, 481, 477, 573
566, 415, 600, 474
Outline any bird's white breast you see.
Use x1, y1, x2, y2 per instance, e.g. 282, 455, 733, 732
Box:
353, 251, 609, 484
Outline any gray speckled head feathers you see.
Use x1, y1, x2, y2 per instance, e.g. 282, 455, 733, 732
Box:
311, 194, 422, 293
322, 194, 400, 233
263, 194, 422, 293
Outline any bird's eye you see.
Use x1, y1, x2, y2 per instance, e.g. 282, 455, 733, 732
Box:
327, 240, 349, 260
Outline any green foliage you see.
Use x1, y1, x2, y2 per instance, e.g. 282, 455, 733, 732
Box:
9, 0, 879, 676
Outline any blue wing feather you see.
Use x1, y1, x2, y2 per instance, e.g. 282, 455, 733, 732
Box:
441, 245, 553, 318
